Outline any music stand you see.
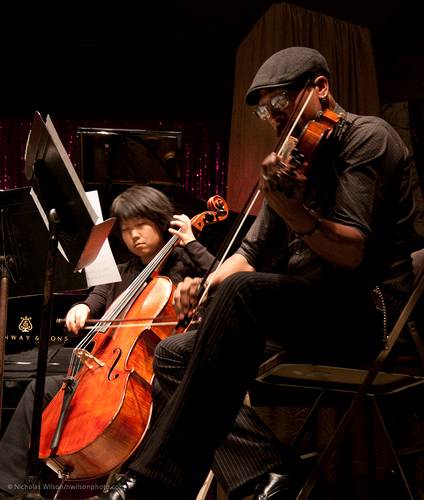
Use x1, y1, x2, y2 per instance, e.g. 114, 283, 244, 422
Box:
21, 111, 116, 496
0, 187, 89, 297
0, 186, 89, 431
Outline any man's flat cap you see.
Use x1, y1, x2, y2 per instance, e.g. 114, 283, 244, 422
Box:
245, 47, 330, 105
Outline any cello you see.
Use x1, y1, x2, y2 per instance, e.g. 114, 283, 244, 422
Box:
38, 195, 228, 481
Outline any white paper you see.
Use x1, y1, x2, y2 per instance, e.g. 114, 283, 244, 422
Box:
29, 187, 121, 288
84, 191, 122, 287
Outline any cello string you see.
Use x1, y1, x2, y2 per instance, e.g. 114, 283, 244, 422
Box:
73, 234, 179, 333
68, 231, 184, 377
67, 223, 204, 377
64, 202, 228, 353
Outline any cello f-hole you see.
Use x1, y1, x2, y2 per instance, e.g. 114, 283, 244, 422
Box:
108, 349, 122, 380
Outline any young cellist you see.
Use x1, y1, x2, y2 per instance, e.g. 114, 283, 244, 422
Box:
0, 185, 214, 499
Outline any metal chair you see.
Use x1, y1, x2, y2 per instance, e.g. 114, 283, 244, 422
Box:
251, 250, 424, 499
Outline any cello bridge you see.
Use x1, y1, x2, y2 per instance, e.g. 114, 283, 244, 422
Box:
75, 348, 105, 369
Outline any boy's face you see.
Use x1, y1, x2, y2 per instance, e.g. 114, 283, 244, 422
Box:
120, 217, 164, 264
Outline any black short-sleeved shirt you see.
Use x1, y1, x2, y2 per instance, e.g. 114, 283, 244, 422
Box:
237, 104, 416, 313
81, 241, 214, 318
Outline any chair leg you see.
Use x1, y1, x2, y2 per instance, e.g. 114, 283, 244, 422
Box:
408, 320, 424, 374
294, 273, 424, 499
290, 389, 325, 451
371, 397, 417, 500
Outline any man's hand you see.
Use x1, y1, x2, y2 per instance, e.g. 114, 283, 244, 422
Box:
260, 152, 306, 222
173, 277, 203, 321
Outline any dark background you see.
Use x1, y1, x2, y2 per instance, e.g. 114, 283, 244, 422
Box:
1, 1, 423, 122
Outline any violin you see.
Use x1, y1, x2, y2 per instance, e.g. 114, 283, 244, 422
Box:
268, 108, 345, 195
38, 196, 228, 481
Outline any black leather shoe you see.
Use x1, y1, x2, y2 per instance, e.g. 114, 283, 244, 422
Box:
87, 472, 139, 500
252, 472, 294, 499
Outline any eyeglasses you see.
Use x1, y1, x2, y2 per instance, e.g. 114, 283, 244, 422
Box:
254, 91, 290, 120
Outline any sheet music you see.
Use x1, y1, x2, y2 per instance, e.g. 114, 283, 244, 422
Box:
29, 188, 121, 287
84, 191, 121, 287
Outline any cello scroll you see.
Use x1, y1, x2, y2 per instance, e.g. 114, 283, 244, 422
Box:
191, 195, 228, 234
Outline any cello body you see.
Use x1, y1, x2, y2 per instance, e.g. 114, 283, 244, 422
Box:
39, 194, 229, 481
39, 276, 176, 479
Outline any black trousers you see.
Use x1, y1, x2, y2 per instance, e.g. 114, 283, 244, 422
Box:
0, 375, 63, 495
129, 271, 379, 499
151, 333, 292, 498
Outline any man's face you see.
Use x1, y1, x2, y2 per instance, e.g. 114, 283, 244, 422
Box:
257, 85, 321, 137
